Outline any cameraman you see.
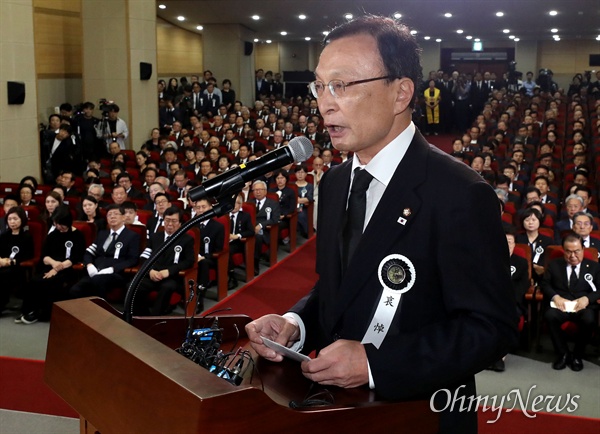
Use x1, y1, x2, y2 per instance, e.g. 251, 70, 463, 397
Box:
96, 103, 128, 151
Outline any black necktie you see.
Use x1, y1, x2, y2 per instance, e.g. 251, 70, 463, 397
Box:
342, 168, 374, 272
569, 266, 578, 290
230, 213, 235, 234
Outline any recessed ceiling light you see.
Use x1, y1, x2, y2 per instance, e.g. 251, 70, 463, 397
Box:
496, 12, 504, 17
253, 38, 259, 42
424, 36, 431, 40
280, 31, 287, 36
393, 12, 402, 19
509, 35, 515, 39
444, 13, 452, 18
299, 14, 306, 20
553, 37, 560, 41
551, 28, 558, 33
266, 39, 272, 44
305, 37, 311, 41
456, 29, 463, 34
514, 38, 520, 42
436, 38, 442, 42
177, 16, 185, 21
596, 35, 600, 41
322, 31, 329, 36
252, 15, 260, 20
196, 25, 203, 31
474, 38, 481, 42
344, 13, 353, 20
503, 29, 510, 34
410, 30, 418, 35
549, 10, 558, 16
158, 4, 166, 9
466, 35, 473, 40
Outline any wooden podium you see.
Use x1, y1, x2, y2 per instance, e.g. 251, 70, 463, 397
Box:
44, 298, 438, 434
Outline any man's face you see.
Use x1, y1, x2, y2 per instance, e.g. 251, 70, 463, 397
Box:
525, 191, 540, 204
573, 215, 593, 238
312, 158, 324, 173
322, 150, 333, 164
172, 122, 182, 132
106, 208, 125, 230
566, 198, 583, 217
273, 131, 283, 144
163, 213, 181, 236
575, 174, 587, 186
108, 110, 118, 121
503, 168, 515, 181
123, 208, 137, 225
563, 240, 584, 266
148, 184, 162, 200
111, 186, 127, 204
534, 179, 549, 195
239, 147, 249, 158
59, 173, 74, 188
193, 199, 213, 215
89, 186, 102, 201
174, 173, 187, 188
252, 183, 267, 200
314, 34, 411, 159
200, 161, 212, 175
118, 177, 132, 191
154, 196, 170, 215
576, 191, 591, 208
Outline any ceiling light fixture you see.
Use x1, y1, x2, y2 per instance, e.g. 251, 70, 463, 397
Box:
252, 15, 260, 20
466, 36, 473, 40
456, 29, 463, 34
444, 13, 452, 18
344, 13, 353, 20
436, 38, 442, 42
158, 4, 166, 9
410, 30, 418, 35
299, 14, 306, 20
177, 16, 185, 21
280, 31, 287, 36
474, 38, 481, 42
393, 12, 402, 19
514, 38, 520, 42
424, 36, 431, 40
509, 35, 515, 39
549, 10, 558, 16
496, 12, 504, 17
253, 38, 259, 42
196, 25, 203, 30
503, 29, 510, 34
305, 37, 311, 41
266, 39, 272, 44
551, 28, 558, 33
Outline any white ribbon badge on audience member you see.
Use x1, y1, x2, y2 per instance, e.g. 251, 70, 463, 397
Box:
533, 245, 544, 263
65, 241, 73, 259
114, 242, 123, 259
203, 237, 210, 255
174, 245, 182, 264
511, 265, 516, 276
9, 246, 19, 259
362, 254, 416, 349
265, 207, 272, 221
584, 273, 597, 292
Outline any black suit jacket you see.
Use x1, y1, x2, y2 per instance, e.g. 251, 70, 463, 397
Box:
290, 130, 518, 404
230, 210, 254, 238
254, 197, 280, 227
84, 226, 140, 273
198, 219, 224, 257
510, 254, 530, 313
142, 231, 195, 277
541, 257, 600, 304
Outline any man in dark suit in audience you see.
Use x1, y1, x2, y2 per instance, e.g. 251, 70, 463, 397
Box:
572, 212, 600, 253
193, 198, 225, 310
246, 16, 516, 434
137, 206, 195, 315
146, 193, 171, 237
117, 173, 144, 200
70, 204, 140, 299
228, 194, 255, 289
541, 233, 600, 371
250, 180, 280, 275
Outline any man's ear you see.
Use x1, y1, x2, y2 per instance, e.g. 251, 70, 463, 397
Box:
394, 78, 415, 115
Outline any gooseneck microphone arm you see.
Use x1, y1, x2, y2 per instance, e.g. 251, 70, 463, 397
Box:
123, 199, 234, 323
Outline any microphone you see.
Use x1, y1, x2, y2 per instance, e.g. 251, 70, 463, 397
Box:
189, 136, 313, 202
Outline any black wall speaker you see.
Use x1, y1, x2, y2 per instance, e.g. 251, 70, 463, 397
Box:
244, 41, 254, 56
590, 54, 600, 67
7, 81, 25, 105
140, 62, 152, 80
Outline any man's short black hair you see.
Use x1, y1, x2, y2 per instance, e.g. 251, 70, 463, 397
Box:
121, 201, 137, 211
562, 232, 583, 249
105, 203, 125, 214
164, 206, 183, 220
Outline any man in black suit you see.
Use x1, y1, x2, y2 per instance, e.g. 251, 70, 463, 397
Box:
146, 193, 171, 238
572, 212, 600, 253
70, 204, 140, 298
137, 206, 195, 315
193, 198, 225, 306
46, 125, 78, 185
228, 194, 255, 289
245, 16, 517, 434
555, 194, 584, 242
541, 233, 600, 371
159, 96, 182, 133
250, 180, 280, 275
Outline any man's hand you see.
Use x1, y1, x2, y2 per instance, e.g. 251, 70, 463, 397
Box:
574, 296, 589, 312
301, 340, 369, 389
245, 314, 300, 362
149, 269, 168, 282
552, 294, 568, 312
254, 224, 262, 234
43, 269, 57, 279
532, 264, 544, 276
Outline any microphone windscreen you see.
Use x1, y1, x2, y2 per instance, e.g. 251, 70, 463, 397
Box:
287, 136, 314, 163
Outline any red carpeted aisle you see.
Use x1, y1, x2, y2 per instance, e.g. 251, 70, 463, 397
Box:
209, 236, 318, 318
